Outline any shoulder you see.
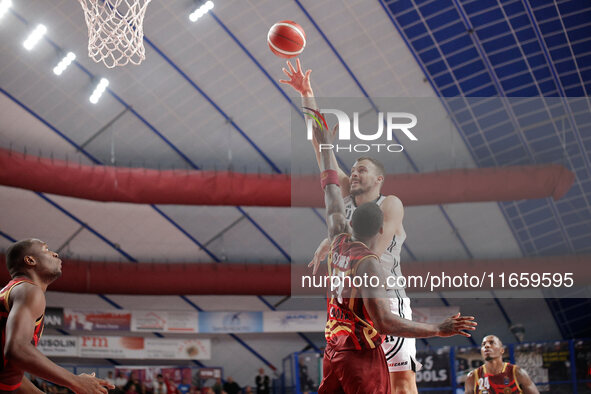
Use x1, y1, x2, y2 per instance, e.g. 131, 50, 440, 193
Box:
381, 195, 403, 210
355, 255, 381, 276
9, 282, 45, 310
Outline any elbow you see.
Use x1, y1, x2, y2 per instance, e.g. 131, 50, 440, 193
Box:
4, 342, 28, 367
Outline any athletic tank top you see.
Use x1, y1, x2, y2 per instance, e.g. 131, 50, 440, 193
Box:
473, 363, 523, 393
0, 278, 45, 391
324, 233, 383, 351
343, 194, 407, 297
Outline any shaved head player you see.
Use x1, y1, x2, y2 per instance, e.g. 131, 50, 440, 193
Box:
312, 114, 476, 393
281, 59, 420, 393
1, 239, 114, 393
465, 335, 539, 394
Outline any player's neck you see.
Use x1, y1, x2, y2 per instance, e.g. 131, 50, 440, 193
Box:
13, 273, 49, 292
353, 189, 380, 206
485, 358, 505, 375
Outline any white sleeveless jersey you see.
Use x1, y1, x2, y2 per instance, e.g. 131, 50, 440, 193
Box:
343, 194, 407, 297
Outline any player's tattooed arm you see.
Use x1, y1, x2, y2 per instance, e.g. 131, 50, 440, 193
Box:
464, 372, 475, 394
515, 366, 540, 394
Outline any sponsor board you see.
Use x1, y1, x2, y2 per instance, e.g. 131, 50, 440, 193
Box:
263, 310, 324, 332
131, 310, 198, 333
38, 335, 78, 357
64, 309, 131, 331
198, 311, 263, 333
145, 338, 211, 360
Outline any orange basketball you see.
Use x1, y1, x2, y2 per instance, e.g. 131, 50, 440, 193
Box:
267, 20, 306, 58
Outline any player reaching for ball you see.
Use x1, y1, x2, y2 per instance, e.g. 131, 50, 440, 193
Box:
465, 335, 539, 394
312, 113, 477, 394
280, 59, 420, 393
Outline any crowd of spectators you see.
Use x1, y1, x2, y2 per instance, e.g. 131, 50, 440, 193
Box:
28, 367, 272, 394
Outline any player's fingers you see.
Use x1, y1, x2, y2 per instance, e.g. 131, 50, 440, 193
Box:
95, 378, 111, 387
456, 324, 477, 331
281, 68, 291, 77
313, 260, 320, 275
457, 315, 475, 320
305, 69, 312, 79
457, 331, 472, 337
287, 60, 296, 73
278, 79, 290, 85
296, 58, 302, 72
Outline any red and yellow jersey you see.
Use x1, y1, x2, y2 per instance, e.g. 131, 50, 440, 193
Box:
324, 233, 383, 351
473, 363, 523, 393
0, 278, 45, 391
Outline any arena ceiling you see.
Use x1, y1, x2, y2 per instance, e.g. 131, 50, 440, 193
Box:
0, 0, 590, 375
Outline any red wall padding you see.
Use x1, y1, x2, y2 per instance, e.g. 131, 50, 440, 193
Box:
0, 148, 573, 207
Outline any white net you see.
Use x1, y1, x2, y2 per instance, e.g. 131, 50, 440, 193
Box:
78, 0, 152, 68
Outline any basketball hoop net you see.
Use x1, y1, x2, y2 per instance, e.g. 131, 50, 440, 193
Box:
78, 0, 152, 68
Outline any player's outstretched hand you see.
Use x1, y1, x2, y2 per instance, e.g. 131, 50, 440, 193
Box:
72, 372, 115, 394
312, 121, 338, 146
279, 58, 312, 96
437, 313, 477, 338
308, 238, 331, 274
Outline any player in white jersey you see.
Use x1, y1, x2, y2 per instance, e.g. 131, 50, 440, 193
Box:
280, 59, 420, 394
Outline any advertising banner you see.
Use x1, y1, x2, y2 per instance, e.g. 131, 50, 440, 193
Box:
263, 310, 325, 332
38, 335, 78, 357
198, 311, 262, 333
145, 338, 211, 360
64, 309, 131, 331
78, 336, 145, 359
131, 310, 198, 333
44, 307, 64, 329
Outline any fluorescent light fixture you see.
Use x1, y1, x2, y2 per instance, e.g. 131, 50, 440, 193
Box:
89, 78, 109, 104
189, 1, 213, 22
53, 52, 76, 76
23, 24, 47, 51
0, 0, 12, 19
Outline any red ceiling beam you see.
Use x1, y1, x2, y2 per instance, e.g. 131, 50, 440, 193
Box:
0, 148, 574, 207
0, 255, 588, 296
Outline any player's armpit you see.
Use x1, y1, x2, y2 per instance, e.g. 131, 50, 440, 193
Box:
464, 372, 475, 394
515, 366, 540, 394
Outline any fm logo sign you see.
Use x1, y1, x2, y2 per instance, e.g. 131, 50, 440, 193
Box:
303, 108, 418, 153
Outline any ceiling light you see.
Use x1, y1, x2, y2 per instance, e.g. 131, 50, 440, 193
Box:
189, 1, 214, 22
0, 0, 12, 19
23, 24, 47, 51
53, 52, 76, 76
89, 78, 109, 104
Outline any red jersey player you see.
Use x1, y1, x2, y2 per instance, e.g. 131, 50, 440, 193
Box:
1, 239, 114, 393
465, 335, 539, 394
313, 121, 477, 393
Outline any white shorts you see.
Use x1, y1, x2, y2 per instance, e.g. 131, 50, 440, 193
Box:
381, 296, 422, 373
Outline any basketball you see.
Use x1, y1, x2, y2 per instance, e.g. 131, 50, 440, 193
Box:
267, 20, 306, 58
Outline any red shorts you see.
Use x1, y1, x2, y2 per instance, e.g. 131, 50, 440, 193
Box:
318, 345, 390, 394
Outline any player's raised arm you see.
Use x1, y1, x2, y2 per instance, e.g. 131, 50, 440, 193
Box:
515, 366, 540, 394
356, 257, 477, 338
312, 121, 349, 241
279, 59, 350, 192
